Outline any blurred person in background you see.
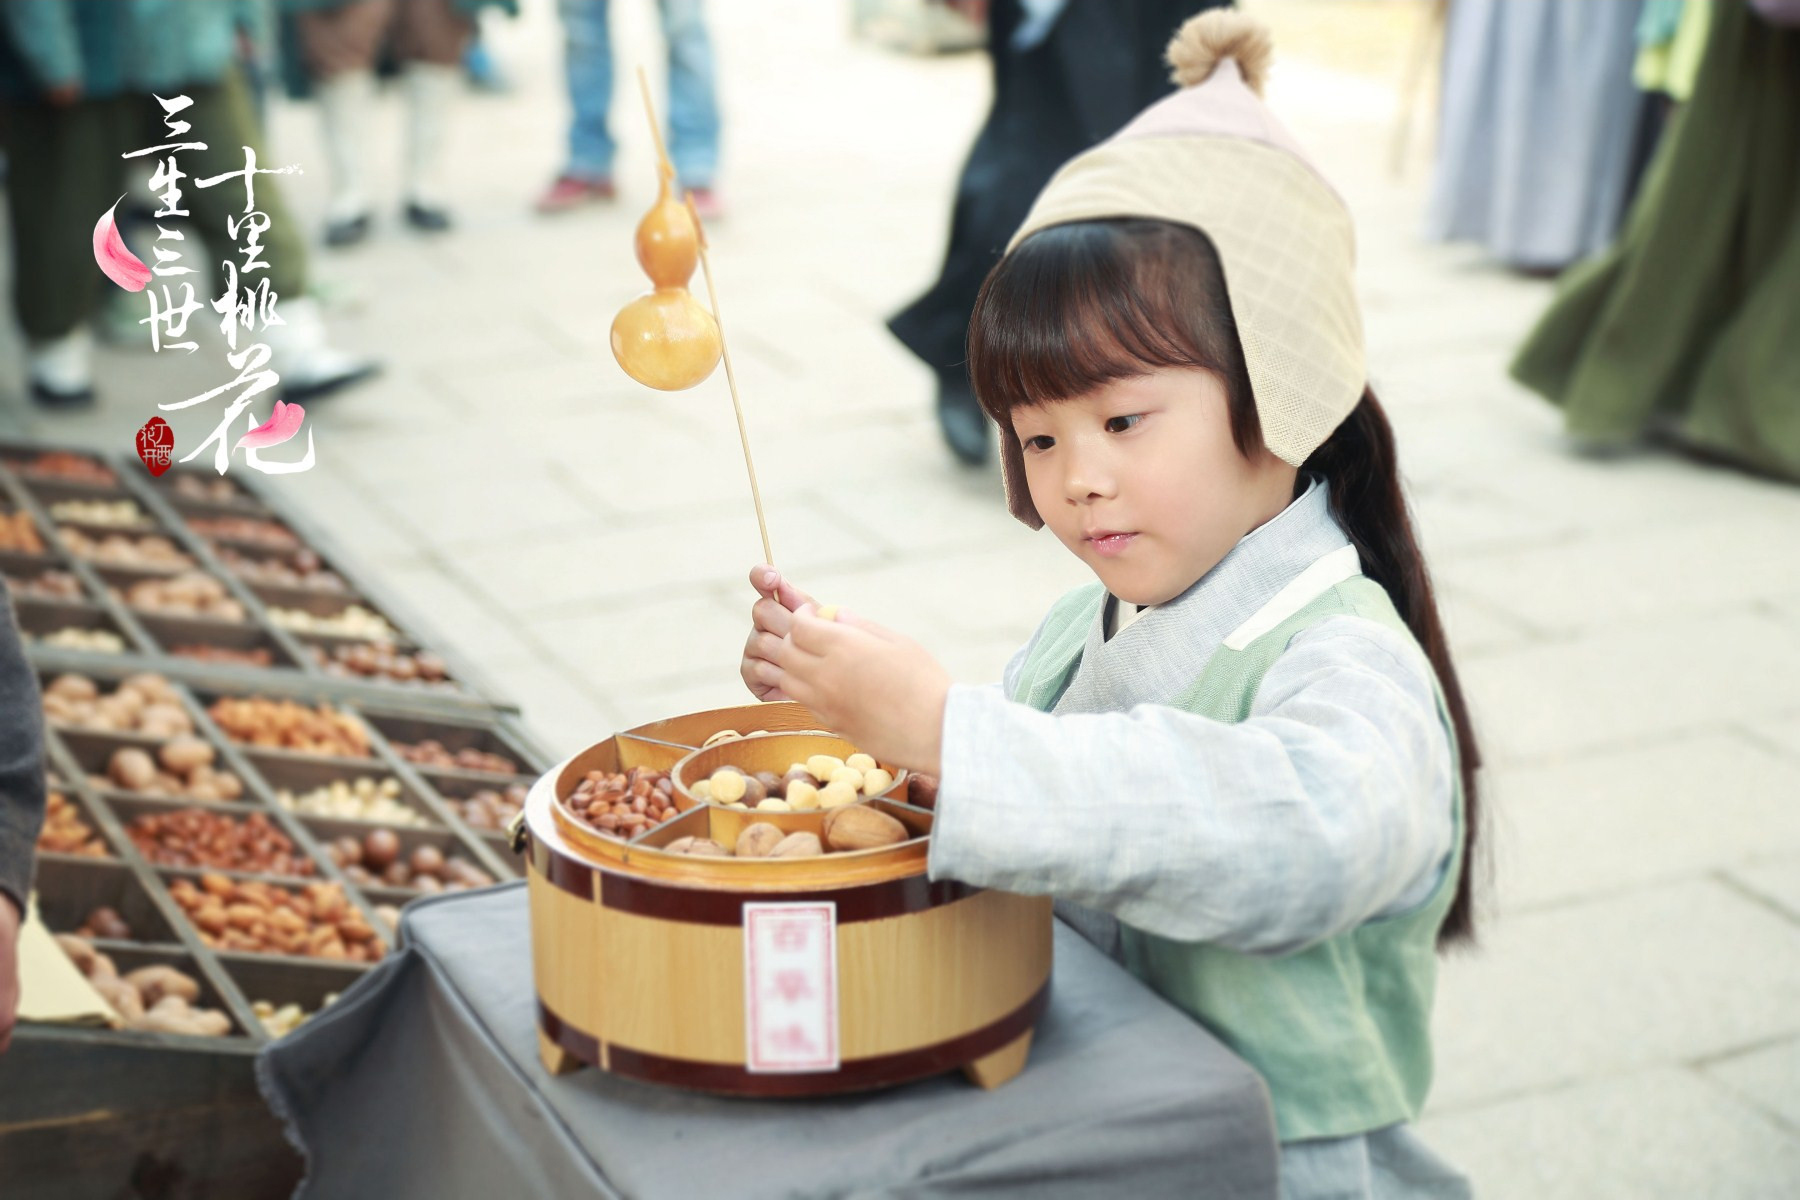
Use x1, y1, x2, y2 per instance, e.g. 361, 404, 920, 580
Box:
1510, 0, 1800, 482
1425, 0, 1647, 275
283, 0, 518, 245
0, 0, 378, 407
888, 0, 1227, 467
534, 0, 722, 218
0, 578, 47, 1056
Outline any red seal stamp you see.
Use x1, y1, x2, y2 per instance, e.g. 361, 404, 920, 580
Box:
135, 417, 174, 477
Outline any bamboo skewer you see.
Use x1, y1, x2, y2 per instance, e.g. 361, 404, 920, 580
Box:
636, 68, 773, 567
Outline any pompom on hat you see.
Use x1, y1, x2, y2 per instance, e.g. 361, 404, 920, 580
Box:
992, 11, 1367, 530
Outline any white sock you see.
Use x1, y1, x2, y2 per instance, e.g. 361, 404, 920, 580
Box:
315, 70, 376, 224
28, 328, 94, 392
403, 63, 460, 210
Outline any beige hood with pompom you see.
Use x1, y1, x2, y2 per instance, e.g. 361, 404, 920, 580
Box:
995, 12, 1366, 531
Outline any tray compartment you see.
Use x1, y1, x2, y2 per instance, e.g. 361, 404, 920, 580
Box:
219, 954, 362, 1039
15, 599, 133, 655
251, 754, 446, 829
111, 797, 323, 879
299, 817, 496, 893
367, 713, 540, 778
137, 613, 304, 670
33, 857, 180, 943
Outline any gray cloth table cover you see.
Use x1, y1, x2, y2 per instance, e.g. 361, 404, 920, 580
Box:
258, 883, 1279, 1199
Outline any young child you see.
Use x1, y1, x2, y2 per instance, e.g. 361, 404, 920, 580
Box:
741, 13, 1481, 1198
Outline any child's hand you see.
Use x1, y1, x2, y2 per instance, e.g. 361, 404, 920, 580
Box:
741, 564, 816, 701
770, 605, 950, 777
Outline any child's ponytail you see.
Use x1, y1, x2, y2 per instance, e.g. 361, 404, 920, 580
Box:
1302, 389, 1484, 948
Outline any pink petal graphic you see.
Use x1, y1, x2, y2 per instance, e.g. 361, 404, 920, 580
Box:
233, 401, 306, 451
92, 197, 153, 292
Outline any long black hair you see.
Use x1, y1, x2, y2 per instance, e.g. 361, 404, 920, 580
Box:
968, 219, 1485, 948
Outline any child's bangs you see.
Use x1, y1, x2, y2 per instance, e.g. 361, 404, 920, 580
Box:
967, 220, 1232, 426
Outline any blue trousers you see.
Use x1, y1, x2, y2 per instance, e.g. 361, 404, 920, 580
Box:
558, 0, 720, 186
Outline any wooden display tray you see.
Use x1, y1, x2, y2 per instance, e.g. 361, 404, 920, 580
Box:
522, 702, 1054, 1097
25, 662, 550, 1060
0, 436, 517, 715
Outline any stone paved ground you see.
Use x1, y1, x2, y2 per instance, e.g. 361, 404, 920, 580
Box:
3, 1, 1796, 1195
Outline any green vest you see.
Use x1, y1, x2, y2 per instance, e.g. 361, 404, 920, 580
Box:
1010, 576, 1465, 1141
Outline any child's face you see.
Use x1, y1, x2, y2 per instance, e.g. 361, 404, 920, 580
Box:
1013, 367, 1300, 607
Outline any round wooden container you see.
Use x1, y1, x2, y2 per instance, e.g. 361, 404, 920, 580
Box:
521, 703, 1053, 1097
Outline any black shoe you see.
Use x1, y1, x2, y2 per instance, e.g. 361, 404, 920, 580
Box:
404, 202, 452, 233
936, 380, 989, 466
324, 213, 372, 247
29, 379, 96, 409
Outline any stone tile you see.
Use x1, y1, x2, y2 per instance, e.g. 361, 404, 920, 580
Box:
369, 468, 605, 552
1726, 857, 1800, 925
1702, 1039, 1800, 1132
478, 652, 620, 763
1419, 1067, 1800, 1200
1481, 735, 1800, 911
1742, 712, 1800, 765
607, 674, 764, 736
1431, 879, 1800, 1110
452, 497, 884, 616
1436, 512, 1800, 637
1435, 585, 1541, 660
524, 591, 751, 693
1454, 613, 1800, 765
355, 561, 542, 683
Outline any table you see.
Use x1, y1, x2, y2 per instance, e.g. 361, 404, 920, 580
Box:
259, 883, 1279, 1199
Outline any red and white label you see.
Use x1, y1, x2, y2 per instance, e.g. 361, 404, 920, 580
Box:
743, 902, 839, 1073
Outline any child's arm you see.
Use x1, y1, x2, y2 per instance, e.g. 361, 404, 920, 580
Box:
929, 617, 1458, 957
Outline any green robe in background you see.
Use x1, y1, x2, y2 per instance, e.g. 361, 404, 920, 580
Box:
1510, 0, 1800, 482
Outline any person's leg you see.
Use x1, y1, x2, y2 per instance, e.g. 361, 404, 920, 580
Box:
538, 0, 617, 213
0, 96, 132, 405
296, 0, 392, 245
394, 0, 473, 230
659, 0, 719, 191
562, 0, 616, 180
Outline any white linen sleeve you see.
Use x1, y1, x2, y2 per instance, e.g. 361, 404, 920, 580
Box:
927, 615, 1458, 955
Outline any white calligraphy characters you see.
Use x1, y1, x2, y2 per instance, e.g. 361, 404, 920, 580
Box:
123, 93, 313, 475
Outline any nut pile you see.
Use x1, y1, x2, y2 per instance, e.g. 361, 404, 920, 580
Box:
312, 642, 453, 687
5, 568, 83, 600
170, 474, 246, 505
49, 498, 151, 528
567, 766, 677, 839
253, 995, 338, 1039
96, 739, 244, 802
112, 571, 249, 622
53, 936, 232, 1036
167, 874, 384, 962
393, 739, 519, 775
36, 627, 126, 653
664, 806, 911, 859
452, 783, 527, 831
13, 451, 117, 485
217, 545, 347, 593
207, 696, 371, 757
325, 830, 496, 892
42, 672, 193, 735
269, 603, 397, 642
37, 790, 111, 857
59, 527, 195, 571
276, 776, 426, 826
168, 643, 276, 667
0, 511, 47, 553
127, 808, 315, 877
188, 515, 300, 549
76, 905, 135, 940
691, 752, 897, 813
